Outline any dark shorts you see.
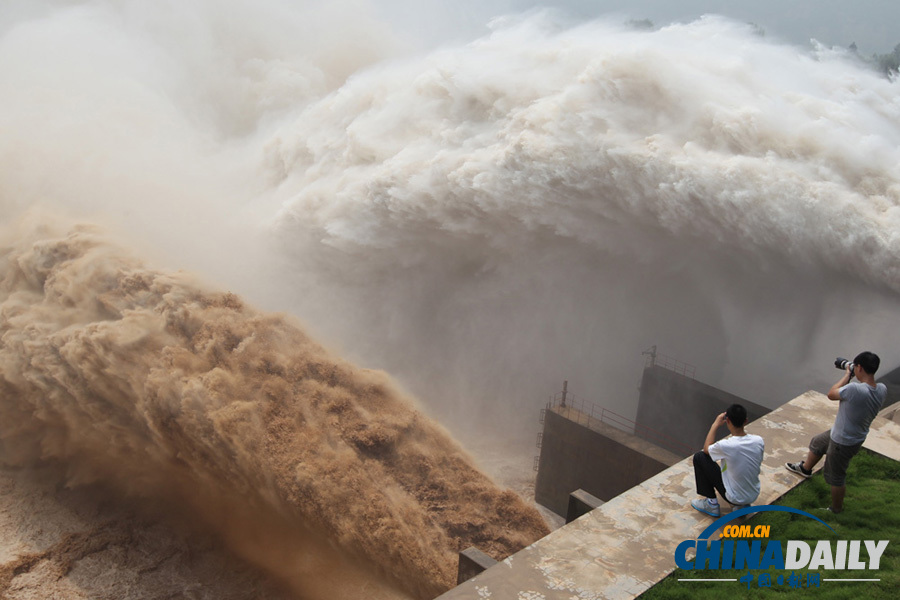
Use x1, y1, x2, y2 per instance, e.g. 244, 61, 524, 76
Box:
809, 429, 862, 487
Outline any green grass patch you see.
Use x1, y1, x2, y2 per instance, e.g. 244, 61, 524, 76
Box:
640, 449, 900, 599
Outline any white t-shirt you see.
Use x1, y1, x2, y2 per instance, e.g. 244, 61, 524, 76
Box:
708, 434, 765, 505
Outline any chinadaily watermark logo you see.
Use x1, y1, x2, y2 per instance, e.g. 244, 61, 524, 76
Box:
674, 506, 889, 590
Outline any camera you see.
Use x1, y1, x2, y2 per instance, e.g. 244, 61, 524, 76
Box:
835, 357, 855, 378
835, 357, 854, 371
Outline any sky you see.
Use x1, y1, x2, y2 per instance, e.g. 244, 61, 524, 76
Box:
373, 0, 900, 55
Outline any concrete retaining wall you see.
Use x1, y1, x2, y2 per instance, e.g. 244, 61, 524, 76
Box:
534, 409, 677, 517
635, 365, 770, 455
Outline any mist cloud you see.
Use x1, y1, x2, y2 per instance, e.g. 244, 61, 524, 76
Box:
261, 15, 900, 428
1, 0, 899, 508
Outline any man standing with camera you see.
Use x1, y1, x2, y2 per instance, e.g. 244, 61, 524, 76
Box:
785, 351, 887, 513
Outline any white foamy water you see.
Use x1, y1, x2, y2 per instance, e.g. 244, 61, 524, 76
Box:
263, 14, 900, 433
1, 1, 899, 480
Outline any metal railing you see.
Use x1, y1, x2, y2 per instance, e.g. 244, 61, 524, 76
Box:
545, 387, 694, 457
642, 345, 696, 379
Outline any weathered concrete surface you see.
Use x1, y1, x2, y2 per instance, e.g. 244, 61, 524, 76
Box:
866, 401, 900, 459
436, 391, 900, 600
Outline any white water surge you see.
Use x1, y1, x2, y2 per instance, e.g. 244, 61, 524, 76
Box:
264, 12, 900, 433
1, 0, 899, 505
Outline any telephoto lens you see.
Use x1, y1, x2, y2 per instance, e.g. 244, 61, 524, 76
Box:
834, 357, 855, 380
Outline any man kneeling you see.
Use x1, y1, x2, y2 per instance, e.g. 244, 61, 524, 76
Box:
690, 404, 764, 517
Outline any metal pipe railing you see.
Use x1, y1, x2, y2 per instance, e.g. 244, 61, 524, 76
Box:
546, 388, 694, 456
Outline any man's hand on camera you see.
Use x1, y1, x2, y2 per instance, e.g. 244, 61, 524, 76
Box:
828, 368, 853, 401
703, 412, 728, 454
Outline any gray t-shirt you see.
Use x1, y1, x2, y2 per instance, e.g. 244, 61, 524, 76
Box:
831, 381, 887, 446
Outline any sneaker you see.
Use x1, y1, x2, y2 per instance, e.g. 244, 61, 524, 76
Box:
691, 498, 721, 517
785, 461, 811, 478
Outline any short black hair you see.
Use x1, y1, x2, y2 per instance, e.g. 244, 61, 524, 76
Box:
854, 351, 881, 375
726, 404, 748, 428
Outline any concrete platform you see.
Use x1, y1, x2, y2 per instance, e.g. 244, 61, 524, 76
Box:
438, 391, 900, 600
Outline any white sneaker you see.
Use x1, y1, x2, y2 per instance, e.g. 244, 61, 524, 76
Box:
691, 498, 721, 517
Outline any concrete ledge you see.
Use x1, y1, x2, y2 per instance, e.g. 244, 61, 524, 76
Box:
865, 401, 900, 459
437, 391, 900, 600
457, 547, 498, 585
566, 489, 604, 524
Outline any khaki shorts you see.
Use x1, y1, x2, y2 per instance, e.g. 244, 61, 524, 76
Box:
809, 429, 862, 487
